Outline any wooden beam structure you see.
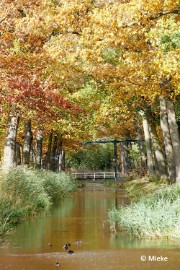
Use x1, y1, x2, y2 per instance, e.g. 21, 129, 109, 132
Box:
84, 139, 139, 181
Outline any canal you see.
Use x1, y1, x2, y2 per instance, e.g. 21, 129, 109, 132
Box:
0, 182, 180, 270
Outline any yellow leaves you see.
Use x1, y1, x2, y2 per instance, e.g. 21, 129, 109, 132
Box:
1, 0, 180, 149
147, 16, 179, 42
155, 49, 180, 75
9, 39, 22, 54
117, 1, 141, 27
141, 0, 179, 17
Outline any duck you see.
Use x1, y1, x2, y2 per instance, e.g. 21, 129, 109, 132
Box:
63, 242, 71, 250
75, 240, 82, 245
55, 262, 60, 267
63, 244, 70, 250
68, 250, 74, 254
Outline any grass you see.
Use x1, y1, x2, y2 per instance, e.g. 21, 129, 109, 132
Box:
108, 182, 180, 239
122, 176, 163, 200
102, 173, 167, 193
0, 166, 78, 236
102, 179, 117, 187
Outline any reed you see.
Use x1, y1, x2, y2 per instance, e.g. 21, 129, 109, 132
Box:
108, 184, 180, 239
0, 167, 78, 235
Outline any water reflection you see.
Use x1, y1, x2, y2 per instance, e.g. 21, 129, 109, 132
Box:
0, 183, 180, 270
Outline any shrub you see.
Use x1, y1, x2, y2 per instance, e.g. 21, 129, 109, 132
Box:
38, 170, 78, 202
108, 184, 180, 239
0, 198, 26, 234
0, 167, 78, 235
1, 167, 50, 211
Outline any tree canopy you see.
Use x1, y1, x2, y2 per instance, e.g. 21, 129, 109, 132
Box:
0, 0, 179, 172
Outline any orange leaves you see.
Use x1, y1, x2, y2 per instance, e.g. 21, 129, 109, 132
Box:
8, 76, 74, 115
0, 0, 179, 150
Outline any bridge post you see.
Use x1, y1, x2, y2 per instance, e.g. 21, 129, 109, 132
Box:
114, 140, 118, 181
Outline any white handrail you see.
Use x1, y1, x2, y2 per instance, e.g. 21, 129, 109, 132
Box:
72, 172, 115, 180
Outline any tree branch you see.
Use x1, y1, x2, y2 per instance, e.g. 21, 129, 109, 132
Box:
0, 16, 6, 24
122, 20, 138, 28
122, 9, 179, 28
149, 9, 179, 20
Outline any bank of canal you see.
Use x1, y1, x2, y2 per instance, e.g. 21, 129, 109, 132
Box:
0, 182, 180, 270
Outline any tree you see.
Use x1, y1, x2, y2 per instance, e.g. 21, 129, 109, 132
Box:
2, 106, 19, 170
166, 99, 180, 183
0, 0, 179, 183
23, 120, 33, 165
35, 129, 43, 169
160, 97, 176, 182
139, 110, 155, 175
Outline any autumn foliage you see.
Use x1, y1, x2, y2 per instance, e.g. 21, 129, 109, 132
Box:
0, 0, 180, 181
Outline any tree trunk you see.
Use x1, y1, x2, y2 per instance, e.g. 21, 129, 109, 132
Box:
59, 150, 65, 171
120, 142, 131, 175
57, 134, 64, 171
177, 121, 180, 139
2, 108, 19, 171
46, 130, 53, 169
23, 120, 33, 165
136, 121, 147, 170
128, 141, 135, 170
159, 97, 176, 182
61, 150, 65, 171
146, 108, 167, 177
51, 132, 58, 171
166, 99, 180, 183
15, 142, 22, 165
139, 110, 155, 175
30, 146, 36, 167
35, 129, 43, 169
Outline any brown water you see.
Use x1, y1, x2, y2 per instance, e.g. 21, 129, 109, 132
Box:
0, 182, 180, 270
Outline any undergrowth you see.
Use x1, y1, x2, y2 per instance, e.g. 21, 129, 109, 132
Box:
0, 167, 78, 236
108, 183, 180, 239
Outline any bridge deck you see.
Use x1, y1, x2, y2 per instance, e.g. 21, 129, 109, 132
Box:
72, 172, 116, 180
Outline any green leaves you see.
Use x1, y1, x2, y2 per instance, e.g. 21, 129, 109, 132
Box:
0, 167, 78, 234
10, 39, 21, 54
1, 0, 180, 152
160, 32, 180, 52
66, 144, 113, 171
102, 48, 120, 66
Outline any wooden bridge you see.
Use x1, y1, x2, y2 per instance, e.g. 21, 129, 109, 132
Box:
72, 172, 116, 181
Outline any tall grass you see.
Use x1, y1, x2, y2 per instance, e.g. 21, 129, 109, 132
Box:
108, 184, 180, 239
122, 175, 167, 199
0, 167, 78, 235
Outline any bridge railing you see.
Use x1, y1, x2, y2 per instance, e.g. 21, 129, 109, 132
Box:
72, 172, 115, 181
